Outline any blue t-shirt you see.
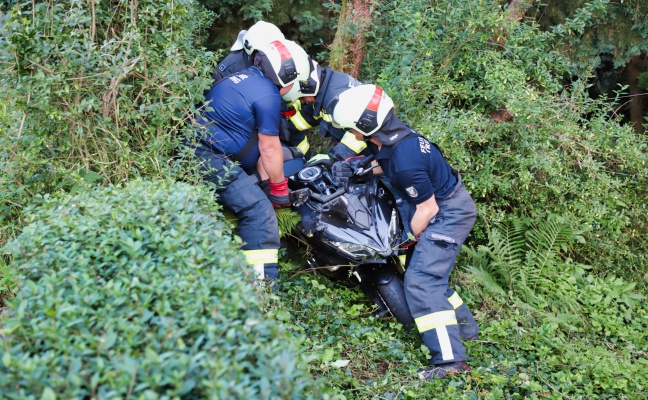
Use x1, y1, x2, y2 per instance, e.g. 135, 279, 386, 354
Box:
197, 67, 281, 169
375, 136, 457, 205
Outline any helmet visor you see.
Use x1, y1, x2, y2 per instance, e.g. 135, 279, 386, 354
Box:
297, 60, 320, 96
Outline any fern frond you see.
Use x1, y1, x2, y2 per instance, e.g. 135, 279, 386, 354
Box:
275, 208, 301, 238
526, 220, 574, 296
543, 313, 585, 330
464, 217, 585, 316
527, 220, 573, 269
466, 266, 507, 297
461, 246, 490, 270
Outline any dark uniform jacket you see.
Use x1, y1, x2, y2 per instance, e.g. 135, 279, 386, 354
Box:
285, 67, 368, 160
211, 50, 250, 82
367, 114, 458, 241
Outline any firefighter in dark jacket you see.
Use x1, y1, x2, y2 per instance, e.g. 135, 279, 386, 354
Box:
212, 20, 369, 164
189, 39, 310, 280
330, 84, 480, 379
281, 59, 370, 162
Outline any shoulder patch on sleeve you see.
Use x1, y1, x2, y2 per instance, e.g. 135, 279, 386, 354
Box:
405, 186, 418, 198
219, 63, 226, 72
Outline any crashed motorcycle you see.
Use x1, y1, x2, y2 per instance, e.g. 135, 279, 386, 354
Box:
287, 157, 415, 329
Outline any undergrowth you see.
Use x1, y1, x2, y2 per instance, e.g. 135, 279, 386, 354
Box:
270, 234, 648, 399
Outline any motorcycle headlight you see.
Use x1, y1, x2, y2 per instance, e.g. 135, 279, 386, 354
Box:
321, 239, 379, 260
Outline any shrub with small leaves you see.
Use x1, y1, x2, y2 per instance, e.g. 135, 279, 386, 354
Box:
0, 0, 216, 236
362, 0, 648, 276
0, 179, 323, 399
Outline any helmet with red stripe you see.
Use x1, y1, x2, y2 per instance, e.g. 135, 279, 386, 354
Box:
255, 39, 310, 98
241, 21, 285, 55
332, 84, 394, 136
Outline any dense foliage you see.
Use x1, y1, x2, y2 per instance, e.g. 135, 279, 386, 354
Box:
531, 0, 648, 68
362, 0, 648, 277
197, 0, 335, 57
272, 243, 648, 398
1, 0, 647, 398
0, 0, 215, 243
0, 179, 325, 398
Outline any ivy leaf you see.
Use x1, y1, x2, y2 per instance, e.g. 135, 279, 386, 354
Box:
329, 359, 350, 368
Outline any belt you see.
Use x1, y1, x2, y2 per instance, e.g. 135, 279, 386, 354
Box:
201, 131, 259, 163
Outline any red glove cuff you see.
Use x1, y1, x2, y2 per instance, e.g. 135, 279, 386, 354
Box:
269, 178, 289, 195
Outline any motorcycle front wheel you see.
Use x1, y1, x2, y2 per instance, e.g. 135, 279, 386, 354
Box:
375, 277, 415, 331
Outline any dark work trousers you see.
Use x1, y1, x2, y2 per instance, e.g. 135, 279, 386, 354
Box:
404, 180, 477, 365
189, 140, 280, 280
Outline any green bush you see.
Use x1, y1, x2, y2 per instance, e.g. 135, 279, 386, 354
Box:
362, 0, 648, 275
0, 179, 323, 399
0, 0, 215, 236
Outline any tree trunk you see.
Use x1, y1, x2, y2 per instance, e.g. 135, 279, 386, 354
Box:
508, 0, 534, 21
489, 0, 534, 122
627, 55, 646, 135
329, 0, 376, 77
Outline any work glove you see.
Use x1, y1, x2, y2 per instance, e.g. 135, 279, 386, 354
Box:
332, 155, 370, 187
268, 178, 291, 208
304, 154, 332, 168
331, 160, 353, 187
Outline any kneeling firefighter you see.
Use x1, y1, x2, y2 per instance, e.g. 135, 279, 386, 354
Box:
187, 39, 311, 280
330, 84, 480, 379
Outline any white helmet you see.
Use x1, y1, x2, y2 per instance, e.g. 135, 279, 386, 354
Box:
332, 84, 394, 136
282, 58, 322, 102
255, 40, 311, 94
242, 21, 285, 55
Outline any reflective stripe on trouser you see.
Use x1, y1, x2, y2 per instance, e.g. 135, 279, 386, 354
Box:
415, 310, 461, 362
404, 184, 477, 364
448, 289, 479, 340
244, 249, 279, 280
190, 141, 281, 280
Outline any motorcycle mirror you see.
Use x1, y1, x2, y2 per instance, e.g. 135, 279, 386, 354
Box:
290, 188, 312, 207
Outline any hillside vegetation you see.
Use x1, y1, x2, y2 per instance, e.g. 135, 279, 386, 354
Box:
1, 0, 647, 398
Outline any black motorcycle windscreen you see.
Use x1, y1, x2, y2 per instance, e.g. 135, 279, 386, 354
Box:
318, 184, 399, 261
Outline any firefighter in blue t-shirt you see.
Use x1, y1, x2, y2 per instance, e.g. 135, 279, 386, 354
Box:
188, 39, 310, 280
329, 84, 479, 380
211, 20, 312, 173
